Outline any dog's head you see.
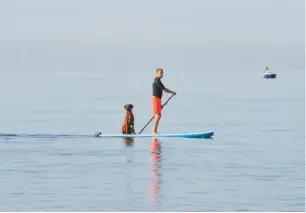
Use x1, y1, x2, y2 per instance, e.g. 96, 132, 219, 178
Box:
124, 104, 134, 111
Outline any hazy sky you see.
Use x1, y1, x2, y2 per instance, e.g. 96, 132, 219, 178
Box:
0, 0, 304, 70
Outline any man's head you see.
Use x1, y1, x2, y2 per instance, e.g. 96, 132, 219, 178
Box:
156, 68, 164, 78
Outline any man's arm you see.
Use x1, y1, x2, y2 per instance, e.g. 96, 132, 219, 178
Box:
164, 88, 176, 95
156, 78, 177, 95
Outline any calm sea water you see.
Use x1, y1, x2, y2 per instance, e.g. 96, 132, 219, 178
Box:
0, 68, 304, 211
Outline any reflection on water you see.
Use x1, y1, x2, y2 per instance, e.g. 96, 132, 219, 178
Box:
123, 137, 134, 148
150, 138, 162, 205
123, 137, 134, 163
122, 137, 135, 208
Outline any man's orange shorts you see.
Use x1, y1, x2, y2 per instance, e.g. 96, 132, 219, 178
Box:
152, 96, 162, 114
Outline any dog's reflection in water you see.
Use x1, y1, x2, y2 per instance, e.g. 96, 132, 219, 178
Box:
123, 137, 134, 147
123, 137, 134, 163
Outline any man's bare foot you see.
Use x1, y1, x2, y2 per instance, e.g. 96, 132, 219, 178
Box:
152, 132, 159, 135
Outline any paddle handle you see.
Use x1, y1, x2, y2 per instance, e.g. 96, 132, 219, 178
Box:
138, 94, 175, 134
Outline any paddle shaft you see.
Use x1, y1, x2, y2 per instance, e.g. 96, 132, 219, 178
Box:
138, 94, 175, 134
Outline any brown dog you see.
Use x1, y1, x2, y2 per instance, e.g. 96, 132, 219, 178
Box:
121, 104, 136, 134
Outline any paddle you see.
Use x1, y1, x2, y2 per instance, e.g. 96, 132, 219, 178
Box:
138, 94, 175, 134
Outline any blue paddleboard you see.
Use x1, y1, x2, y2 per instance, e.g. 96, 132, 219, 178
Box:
0, 131, 214, 139
95, 131, 214, 139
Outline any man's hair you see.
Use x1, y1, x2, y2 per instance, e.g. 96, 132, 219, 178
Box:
156, 68, 163, 73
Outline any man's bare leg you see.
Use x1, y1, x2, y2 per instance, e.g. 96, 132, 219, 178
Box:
152, 113, 161, 134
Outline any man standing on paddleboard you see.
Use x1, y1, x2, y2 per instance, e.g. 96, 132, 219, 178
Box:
152, 68, 176, 134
